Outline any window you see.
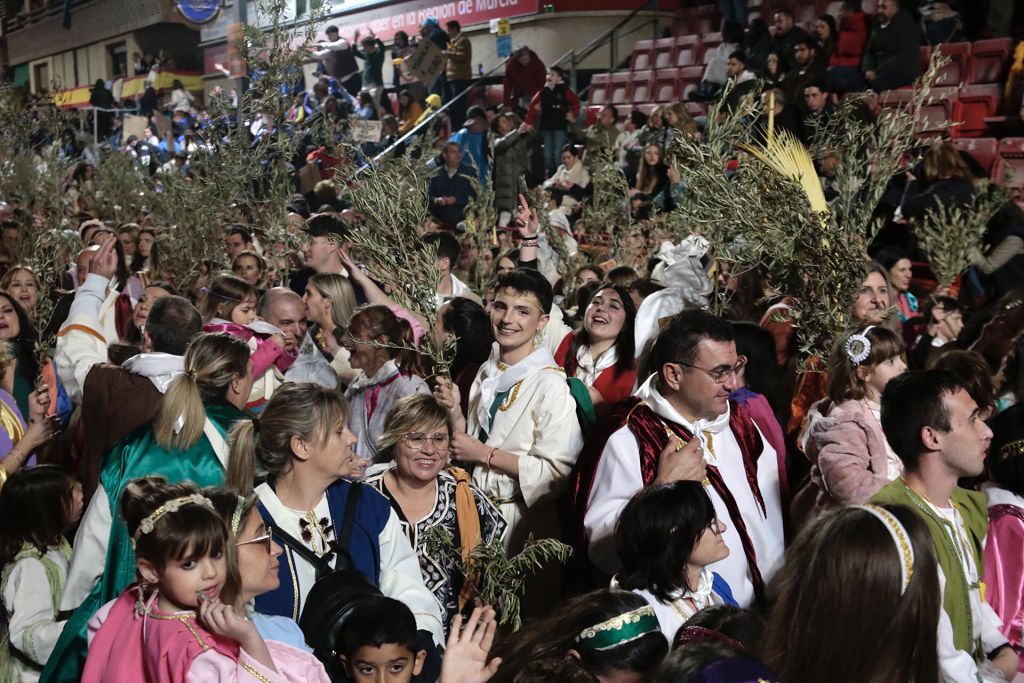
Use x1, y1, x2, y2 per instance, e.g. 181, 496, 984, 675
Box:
32, 62, 48, 94
108, 42, 127, 79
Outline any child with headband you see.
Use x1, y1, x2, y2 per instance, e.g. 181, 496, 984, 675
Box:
800, 325, 907, 517
82, 477, 328, 682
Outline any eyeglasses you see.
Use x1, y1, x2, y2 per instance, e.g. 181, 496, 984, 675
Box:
403, 432, 450, 451
708, 518, 725, 536
237, 524, 274, 554
675, 356, 747, 383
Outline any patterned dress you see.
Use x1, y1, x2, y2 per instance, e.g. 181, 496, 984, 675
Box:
364, 467, 507, 634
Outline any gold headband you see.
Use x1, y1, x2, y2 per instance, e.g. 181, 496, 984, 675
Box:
132, 494, 216, 543
855, 504, 915, 595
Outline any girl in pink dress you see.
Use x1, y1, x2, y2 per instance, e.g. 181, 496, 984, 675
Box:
82, 477, 329, 683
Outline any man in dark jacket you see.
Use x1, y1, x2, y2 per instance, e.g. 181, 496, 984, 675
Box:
784, 39, 829, 114
524, 66, 580, 177
773, 9, 814, 71
862, 0, 922, 91
428, 142, 477, 228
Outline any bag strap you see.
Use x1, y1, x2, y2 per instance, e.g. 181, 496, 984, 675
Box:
338, 481, 362, 552
270, 521, 335, 578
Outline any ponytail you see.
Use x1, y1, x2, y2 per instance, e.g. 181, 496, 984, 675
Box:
226, 419, 257, 495
153, 372, 206, 450
349, 305, 425, 379
153, 333, 250, 450
394, 316, 425, 378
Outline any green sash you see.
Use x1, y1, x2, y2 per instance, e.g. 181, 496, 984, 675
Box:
40, 402, 247, 683
871, 479, 988, 658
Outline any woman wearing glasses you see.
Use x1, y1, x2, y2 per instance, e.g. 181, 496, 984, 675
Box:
206, 487, 308, 652
614, 481, 736, 641
364, 394, 506, 635
224, 383, 445, 655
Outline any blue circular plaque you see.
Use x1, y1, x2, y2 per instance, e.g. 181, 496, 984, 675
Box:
175, 0, 223, 24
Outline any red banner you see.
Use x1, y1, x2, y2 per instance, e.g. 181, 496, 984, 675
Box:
325, 0, 539, 42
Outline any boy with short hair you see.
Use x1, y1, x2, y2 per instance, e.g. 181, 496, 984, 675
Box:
338, 596, 426, 682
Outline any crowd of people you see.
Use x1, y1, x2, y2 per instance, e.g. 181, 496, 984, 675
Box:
0, 0, 1022, 682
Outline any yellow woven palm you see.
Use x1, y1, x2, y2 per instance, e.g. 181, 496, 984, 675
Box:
738, 127, 829, 218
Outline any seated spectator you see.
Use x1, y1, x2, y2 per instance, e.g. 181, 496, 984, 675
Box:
744, 19, 774, 73
762, 52, 786, 90
910, 296, 964, 368
396, 90, 423, 135
920, 0, 962, 44
975, 202, 1024, 297
355, 91, 378, 120
575, 104, 620, 165
638, 106, 671, 151
814, 15, 838, 65
427, 143, 476, 229
629, 143, 671, 219
773, 8, 814, 71
615, 110, 647, 168
875, 246, 918, 322
862, 0, 922, 92
691, 21, 745, 101
798, 80, 834, 145
722, 51, 759, 112
543, 144, 591, 216
783, 39, 828, 114
829, 0, 871, 94
900, 141, 978, 222
664, 102, 699, 140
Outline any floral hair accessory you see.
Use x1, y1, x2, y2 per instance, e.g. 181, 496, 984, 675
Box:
132, 494, 216, 543
855, 504, 915, 595
844, 325, 875, 366
230, 495, 248, 536
575, 605, 659, 651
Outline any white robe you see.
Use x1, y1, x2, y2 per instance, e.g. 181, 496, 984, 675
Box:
1, 545, 70, 681
54, 273, 124, 404
584, 376, 785, 607
467, 346, 583, 552
254, 483, 445, 646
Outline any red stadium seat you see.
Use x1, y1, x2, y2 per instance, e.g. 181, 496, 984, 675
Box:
993, 138, 1024, 207
700, 32, 723, 66
919, 86, 957, 132
654, 68, 680, 102
588, 73, 611, 105
678, 66, 705, 101
609, 72, 631, 105
919, 45, 931, 75
673, 35, 700, 68
629, 70, 654, 103
953, 84, 1001, 138
584, 105, 603, 126
650, 38, 675, 71
933, 42, 971, 87
952, 137, 998, 175
966, 38, 1014, 85
631, 39, 655, 72
795, 4, 816, 24
685, 101, 706, 117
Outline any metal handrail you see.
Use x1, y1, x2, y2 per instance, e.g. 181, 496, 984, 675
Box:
360, 59, 507, 172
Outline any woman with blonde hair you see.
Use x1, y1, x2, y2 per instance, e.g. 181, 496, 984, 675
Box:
364, 393, 506, 634
46, 332, 253, 680
0, 266, 40, 322
223, 382, 445, 656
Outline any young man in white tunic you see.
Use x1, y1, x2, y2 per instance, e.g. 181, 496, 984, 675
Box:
436, 269, 583, 609
583, 310, 785, 608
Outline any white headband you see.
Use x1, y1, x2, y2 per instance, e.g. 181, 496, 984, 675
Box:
855, 504, 915, 595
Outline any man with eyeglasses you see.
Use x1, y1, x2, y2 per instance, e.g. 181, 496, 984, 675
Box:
579, 309, 785, 608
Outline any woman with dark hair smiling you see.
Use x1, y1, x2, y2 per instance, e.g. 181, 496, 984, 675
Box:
555, 283, 638, 411
614, 481, 736, 641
